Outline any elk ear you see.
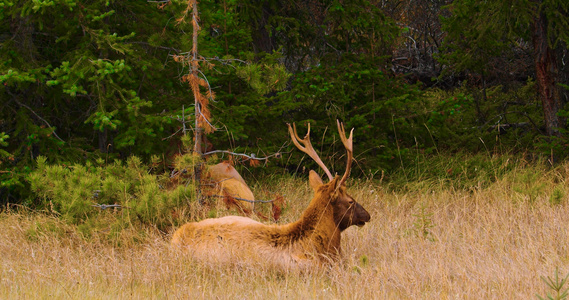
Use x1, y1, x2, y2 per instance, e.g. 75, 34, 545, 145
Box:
330, 175, 343, 203
309, 170, 324, 191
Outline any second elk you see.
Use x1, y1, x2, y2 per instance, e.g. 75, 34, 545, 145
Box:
171, 121, 370, 269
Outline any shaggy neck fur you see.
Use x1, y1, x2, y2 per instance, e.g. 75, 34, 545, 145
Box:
271, 177, 342, 259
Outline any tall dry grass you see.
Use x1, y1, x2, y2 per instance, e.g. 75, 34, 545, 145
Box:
2, 162, 569, 299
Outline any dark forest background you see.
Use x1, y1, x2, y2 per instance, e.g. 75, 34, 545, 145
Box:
2, 0, 569, 206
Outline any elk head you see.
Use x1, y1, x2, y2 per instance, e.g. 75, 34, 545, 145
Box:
288, 120, 371, 232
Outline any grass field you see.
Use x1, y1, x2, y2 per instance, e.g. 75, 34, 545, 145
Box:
2, 159, 569, 299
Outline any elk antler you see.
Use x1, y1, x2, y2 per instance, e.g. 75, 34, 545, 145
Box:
287, 123, 334, 181
337, 120, 354, 186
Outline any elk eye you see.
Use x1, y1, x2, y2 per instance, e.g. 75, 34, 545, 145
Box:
348, 199, 355, 204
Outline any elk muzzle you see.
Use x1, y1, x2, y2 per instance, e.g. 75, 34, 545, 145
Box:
335, 197, 371, 231
353, 202, 371, 227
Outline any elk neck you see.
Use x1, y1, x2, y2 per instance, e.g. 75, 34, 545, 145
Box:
272, 179, 342, 253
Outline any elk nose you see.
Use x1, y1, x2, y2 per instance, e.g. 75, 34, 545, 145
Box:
356, 205, 371, 227
358, 203, 371, 221
364, 211, 371, 222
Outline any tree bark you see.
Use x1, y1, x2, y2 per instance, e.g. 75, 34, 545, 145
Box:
532, 10, 563, 137
250, 1, 274, 53
98, 129, 113, 153
556, 45, 569, 118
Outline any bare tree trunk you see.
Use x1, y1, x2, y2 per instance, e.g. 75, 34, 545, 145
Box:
98, 129, 113, 153
250, 0, 274, 53
533, 10, 563, 137
192, 1, 202, 156
190, 0, 203, 203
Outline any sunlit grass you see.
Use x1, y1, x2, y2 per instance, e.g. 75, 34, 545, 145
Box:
2, 158, 569, 298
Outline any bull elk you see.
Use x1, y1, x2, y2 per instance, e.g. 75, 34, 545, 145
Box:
171, 121, 370, 269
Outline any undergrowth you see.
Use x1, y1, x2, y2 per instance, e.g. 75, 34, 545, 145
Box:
19, 150, 569, 245
385, 152, 563, 194
27, 154, 200, 239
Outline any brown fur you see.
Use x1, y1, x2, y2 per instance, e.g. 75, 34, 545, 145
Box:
171, 171, 370, 269
207, 162, 255, 211
208, 162, 247, 185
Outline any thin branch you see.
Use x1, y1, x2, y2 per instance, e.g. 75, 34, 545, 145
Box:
208, 195, 274, 203
91, 204, 130, 210
12, 98, 65, 143
202, 150, 285, 161
162, 126, 184, 140
325, 42, 341, 55
196, 103, 218, 130
196, 69, 217, 102
201, 55, 248, 66
174, 53, 248, 66
127, 41, 181, 53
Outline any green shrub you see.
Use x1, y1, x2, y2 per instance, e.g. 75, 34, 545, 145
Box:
28, 155, 197, 236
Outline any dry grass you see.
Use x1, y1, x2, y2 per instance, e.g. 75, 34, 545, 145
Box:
2, 166, 569, 299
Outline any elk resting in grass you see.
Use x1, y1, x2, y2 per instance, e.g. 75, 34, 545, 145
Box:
171, 121, 370, 269
207, 162, 255, 212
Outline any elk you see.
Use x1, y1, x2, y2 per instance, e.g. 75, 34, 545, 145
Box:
171, 121, 370, 269
207, 162, 255, 212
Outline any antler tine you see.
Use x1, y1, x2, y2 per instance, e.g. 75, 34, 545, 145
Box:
337, 120, 354, 186
287, 123, 334, 181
